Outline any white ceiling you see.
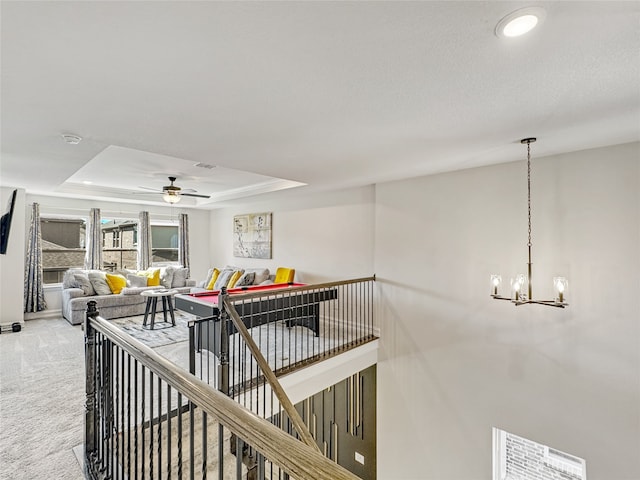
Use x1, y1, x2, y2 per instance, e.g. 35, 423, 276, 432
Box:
1, 1, 639, 208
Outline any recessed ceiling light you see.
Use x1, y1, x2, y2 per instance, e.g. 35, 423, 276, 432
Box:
495, 7, 546, 38
82, 181, 93, 185
61, 133, 82, 145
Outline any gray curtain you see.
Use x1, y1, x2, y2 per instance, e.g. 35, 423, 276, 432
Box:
178, 213, 190, 271
84, 208, 102, 270
137, 211, 152, 270
24, 203, 46, 312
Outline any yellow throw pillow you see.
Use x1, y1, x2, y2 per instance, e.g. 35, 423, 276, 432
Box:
227, 270, 243, 288
206, 268, 220, 290
137, 268, 161, 286
274, 267, 295, 284
105, 273, 128, 294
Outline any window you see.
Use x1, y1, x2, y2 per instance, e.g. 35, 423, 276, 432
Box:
101, 219, 138, 271
151, 225, 179, 264
493, 428, 586, 480
40, 217, 86, 284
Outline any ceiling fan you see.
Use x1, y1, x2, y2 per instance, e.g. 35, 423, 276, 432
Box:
137, 176, 210, 204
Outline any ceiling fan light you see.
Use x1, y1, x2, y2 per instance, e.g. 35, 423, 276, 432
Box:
163, 192, 181, 204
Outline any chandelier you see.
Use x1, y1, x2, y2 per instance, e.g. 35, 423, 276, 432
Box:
491, 138, 568, 308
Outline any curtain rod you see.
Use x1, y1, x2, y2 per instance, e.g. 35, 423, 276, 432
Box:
33, 204, 183, 218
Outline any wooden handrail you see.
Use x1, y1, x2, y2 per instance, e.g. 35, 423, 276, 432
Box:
88, 315, 359, 480
223, 297, 321, 452
226, 275, 376, 302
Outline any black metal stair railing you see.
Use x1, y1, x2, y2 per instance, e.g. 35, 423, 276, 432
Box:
83, 300, 360, 480
185, 276, 377, 477
188, 277, 377, 407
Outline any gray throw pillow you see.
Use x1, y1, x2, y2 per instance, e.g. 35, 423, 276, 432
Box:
62, 269, 83, 289
160, 266, 175, 288
73, 273, 95, 296
172, 267, 189, 287
234, 272, 255, 287
213, 269, 235, 290
88, 272, 112, 295
127, 274, 148, 288
246, 268, 270, 285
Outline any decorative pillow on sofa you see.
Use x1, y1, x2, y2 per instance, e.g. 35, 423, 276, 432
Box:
227, 270, 244, 288
73, 273, 95, 296
245, 268, 270, 285
105, 273, 128, 294
62, 269, 82, 289
88, 272, 112, 295
206, 268, 220, 290
213, 269, 243, 290
127, 274, 148, 288
234, 272, 255, 288
160, 266, 175, 288
136, 268, 160, 286
171, 267, 189, 287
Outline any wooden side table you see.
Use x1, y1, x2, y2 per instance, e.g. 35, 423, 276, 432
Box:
141, 289, 178, 329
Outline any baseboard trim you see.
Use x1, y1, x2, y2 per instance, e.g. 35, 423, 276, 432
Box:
24, 309, 62, 321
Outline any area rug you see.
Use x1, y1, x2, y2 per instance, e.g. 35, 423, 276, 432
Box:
109, 312, 196, 348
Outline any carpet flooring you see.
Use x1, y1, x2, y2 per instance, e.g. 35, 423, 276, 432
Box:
0, 314, 343, 479
0, 318, 85, 480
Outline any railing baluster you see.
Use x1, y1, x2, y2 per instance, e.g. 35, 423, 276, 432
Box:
167, 383, 172, 479
177, 391, 183, 480
157, 375, 162, 480
134, 358, 139, 480
149, 371, 154, 480
189, 401, 194, 480
141, 365, 146, 479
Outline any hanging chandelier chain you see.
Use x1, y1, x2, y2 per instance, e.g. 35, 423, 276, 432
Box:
527, 140, 532, 248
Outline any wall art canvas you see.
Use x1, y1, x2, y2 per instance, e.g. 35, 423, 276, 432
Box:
233, 212, 272, 259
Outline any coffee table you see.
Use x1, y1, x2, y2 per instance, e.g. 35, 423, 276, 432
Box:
141, 289, 178, 329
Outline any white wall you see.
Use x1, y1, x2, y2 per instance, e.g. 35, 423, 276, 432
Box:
208, 186, 375, 283
0, 187, 26, 326
20, 194, 211, 316
374, 142, 640, 479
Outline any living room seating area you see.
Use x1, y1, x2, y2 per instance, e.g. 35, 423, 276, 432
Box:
61, 265, 193, 325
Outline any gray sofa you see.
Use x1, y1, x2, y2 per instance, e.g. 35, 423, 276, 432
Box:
61, 266, 195, 325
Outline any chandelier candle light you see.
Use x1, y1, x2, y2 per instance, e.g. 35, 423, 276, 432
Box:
491, 138, 568, 308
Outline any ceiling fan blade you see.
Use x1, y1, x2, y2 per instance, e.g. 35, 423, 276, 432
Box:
181, 193, 211, 199
132, 191, 163, 195
181, 188, 197, 193
138, 186, 162, 192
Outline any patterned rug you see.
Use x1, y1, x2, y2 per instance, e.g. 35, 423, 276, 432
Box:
109, 312, 196, 348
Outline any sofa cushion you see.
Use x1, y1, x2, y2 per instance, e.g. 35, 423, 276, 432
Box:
227, 270, 244, 288
206, 268, 220, 290
127, 274, 148, 288
160, 266, 175, 288
245, 268, 270, 285
62, 269, 81, 289
73, 272, 95, 296
234, 271, 255, 287
213, 269, 243, 290
172, 267, 189, 287
137, 268, 161, 286
88, 272, 112, 295
105, 273, 127, 294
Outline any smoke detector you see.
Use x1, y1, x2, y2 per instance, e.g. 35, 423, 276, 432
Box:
61, 133, 82, 145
